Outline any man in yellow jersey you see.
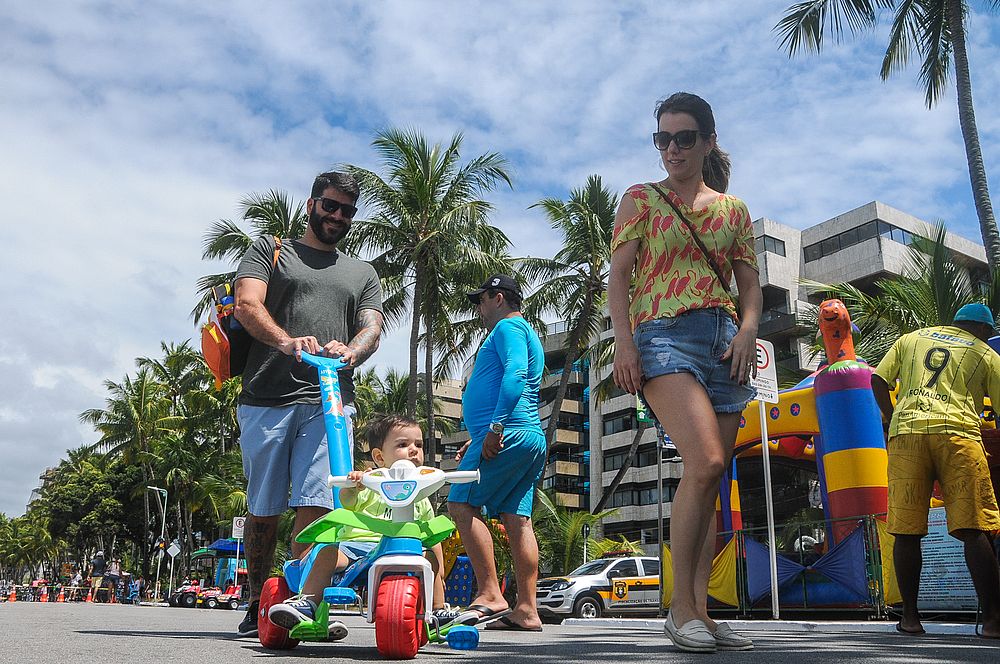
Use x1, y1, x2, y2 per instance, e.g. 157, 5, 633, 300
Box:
871, 303, 1000, 638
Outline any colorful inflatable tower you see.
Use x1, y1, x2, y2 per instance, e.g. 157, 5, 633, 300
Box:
812, 300, 888, 543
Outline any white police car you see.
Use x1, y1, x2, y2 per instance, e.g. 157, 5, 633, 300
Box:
536, 555, 661, 620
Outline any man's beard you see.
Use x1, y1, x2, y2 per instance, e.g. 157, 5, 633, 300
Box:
309, 208, 350, 246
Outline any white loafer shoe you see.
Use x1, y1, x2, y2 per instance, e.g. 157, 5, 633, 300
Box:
714, 622, 754, 651
664, 612, 717, 653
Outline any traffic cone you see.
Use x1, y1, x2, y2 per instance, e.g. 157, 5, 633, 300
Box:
8, 587, 15, 602
39, 586, 48, 602
109, 586, 117, 604
85, 587, 92, 603
56, 586, 65, 603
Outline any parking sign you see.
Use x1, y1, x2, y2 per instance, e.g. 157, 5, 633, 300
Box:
750, 339, 779, 404
232, 516, 246, 539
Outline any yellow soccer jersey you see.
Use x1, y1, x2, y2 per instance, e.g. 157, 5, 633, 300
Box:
875, 325, 1000, 439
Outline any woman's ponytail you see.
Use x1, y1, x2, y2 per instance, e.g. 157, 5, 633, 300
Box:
703, 145, 731, 193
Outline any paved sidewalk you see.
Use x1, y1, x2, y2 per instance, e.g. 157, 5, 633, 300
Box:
567, 617, 982, 636
3, 602, 998, 663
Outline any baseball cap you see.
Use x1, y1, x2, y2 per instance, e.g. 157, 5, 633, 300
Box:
953, 303, 995, 327
466, 274, 522, 305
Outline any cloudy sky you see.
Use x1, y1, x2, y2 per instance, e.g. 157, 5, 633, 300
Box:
2, 1, 999, 516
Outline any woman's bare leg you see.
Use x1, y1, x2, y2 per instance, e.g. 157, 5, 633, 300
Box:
642, 374, 731, 629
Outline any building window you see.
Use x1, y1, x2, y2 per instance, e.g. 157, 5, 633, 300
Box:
755, 235, 786, 256
803, 219, 921, 263
857, 221, 877, 242
603, 450, 629, 472
602, 409, 635, 436
763, 235, 786, 256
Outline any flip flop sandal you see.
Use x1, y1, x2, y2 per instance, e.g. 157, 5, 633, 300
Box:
485, 616, 543, 632
895, 622, 925, 635
453, 604, 512, 626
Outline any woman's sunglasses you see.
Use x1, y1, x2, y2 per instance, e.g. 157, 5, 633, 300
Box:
313, 197, 358, 219
652, 129, 704, 151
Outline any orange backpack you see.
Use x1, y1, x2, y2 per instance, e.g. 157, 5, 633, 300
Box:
201, 237, 282, 388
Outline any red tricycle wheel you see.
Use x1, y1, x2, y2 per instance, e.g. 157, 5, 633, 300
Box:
258, 577, 299, 650
374, 575, 425, 659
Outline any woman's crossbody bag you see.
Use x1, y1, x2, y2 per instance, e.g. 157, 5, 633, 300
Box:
646, 182, 739, 318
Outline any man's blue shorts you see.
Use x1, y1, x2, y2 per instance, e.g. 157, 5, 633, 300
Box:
448, 428, 546, 518
238, 403, 355, 517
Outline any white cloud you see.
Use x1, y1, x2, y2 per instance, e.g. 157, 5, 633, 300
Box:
1, 0, 999, 515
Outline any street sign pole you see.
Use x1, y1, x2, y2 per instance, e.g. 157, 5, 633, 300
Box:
232, 516, 245, 591
166, 541, 181, 597
750, 339, 780, 620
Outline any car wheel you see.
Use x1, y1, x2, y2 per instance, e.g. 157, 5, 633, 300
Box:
205, 597, 218, 609
181, 593, 197, 608
573, 596, 602, 619
229, 599, 240, 610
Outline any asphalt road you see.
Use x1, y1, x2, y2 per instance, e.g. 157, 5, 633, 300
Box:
2, 602, 998, 662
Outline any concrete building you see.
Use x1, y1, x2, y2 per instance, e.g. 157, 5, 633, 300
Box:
755, 201, 987, 373
591, 201, 988, 546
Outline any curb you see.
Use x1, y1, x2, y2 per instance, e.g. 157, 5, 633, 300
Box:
563, 617, 978, 636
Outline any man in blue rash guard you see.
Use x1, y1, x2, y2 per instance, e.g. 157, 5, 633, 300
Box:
448, 274, 546, 632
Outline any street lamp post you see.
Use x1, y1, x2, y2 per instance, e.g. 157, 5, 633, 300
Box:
147, 486, 168, 602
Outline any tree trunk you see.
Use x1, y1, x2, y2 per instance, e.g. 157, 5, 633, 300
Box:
592, 424, 646, 514
947, 0, 999, 272
423, 309, 437, 467
407, 266, 424, 417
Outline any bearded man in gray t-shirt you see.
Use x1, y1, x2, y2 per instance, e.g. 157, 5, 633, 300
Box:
232, 170, 383, 637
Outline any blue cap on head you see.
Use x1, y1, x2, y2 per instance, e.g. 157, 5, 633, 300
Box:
953, 303, 995, 327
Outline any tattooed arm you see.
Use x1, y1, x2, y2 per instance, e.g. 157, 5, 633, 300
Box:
321, 308, 384, 368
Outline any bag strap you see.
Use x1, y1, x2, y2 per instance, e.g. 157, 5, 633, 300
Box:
271, 236, 282, 269
646, 182, 733, 298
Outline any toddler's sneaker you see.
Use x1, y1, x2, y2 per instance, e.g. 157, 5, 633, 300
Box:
267, 596, 348, 641
431, 604, 467, 626
268, 596, 317, 630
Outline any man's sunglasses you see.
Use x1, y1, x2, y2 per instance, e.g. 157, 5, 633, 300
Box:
652, 129, 704, 151
313, 197, 358, 219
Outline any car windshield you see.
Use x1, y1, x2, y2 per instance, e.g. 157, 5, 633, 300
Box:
568, 560, 613, 576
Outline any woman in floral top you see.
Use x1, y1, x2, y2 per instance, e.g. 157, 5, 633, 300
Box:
609, 92, 762, 653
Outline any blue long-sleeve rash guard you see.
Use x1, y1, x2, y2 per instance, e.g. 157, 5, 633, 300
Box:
462, 317, 544, 443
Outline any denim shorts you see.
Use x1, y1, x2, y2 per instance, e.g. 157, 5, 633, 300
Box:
448, 428, 547, 518
634, 308, 755, 414
337, 540, 376, 562
238, 403, 355, 517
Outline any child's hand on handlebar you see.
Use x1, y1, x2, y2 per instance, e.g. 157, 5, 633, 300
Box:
346, 470, 368, 488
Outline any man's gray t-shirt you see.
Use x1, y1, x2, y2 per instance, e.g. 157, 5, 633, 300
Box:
235, 236, 382, 407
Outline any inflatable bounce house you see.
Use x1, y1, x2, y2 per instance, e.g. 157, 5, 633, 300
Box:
663, 299, 1000, 613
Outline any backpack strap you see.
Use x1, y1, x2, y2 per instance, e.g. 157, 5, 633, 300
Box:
271, 236, 282, 269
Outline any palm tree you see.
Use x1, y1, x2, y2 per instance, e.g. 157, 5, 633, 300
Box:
345, 128, 514, 464
192, 190, 308, 321
522, 175, 617, 451
801, 223, 1000, 364
79, 368, 170, 559
352, 367, 457, 456
775, 0, 1000, 271
138, 341, 208, 409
